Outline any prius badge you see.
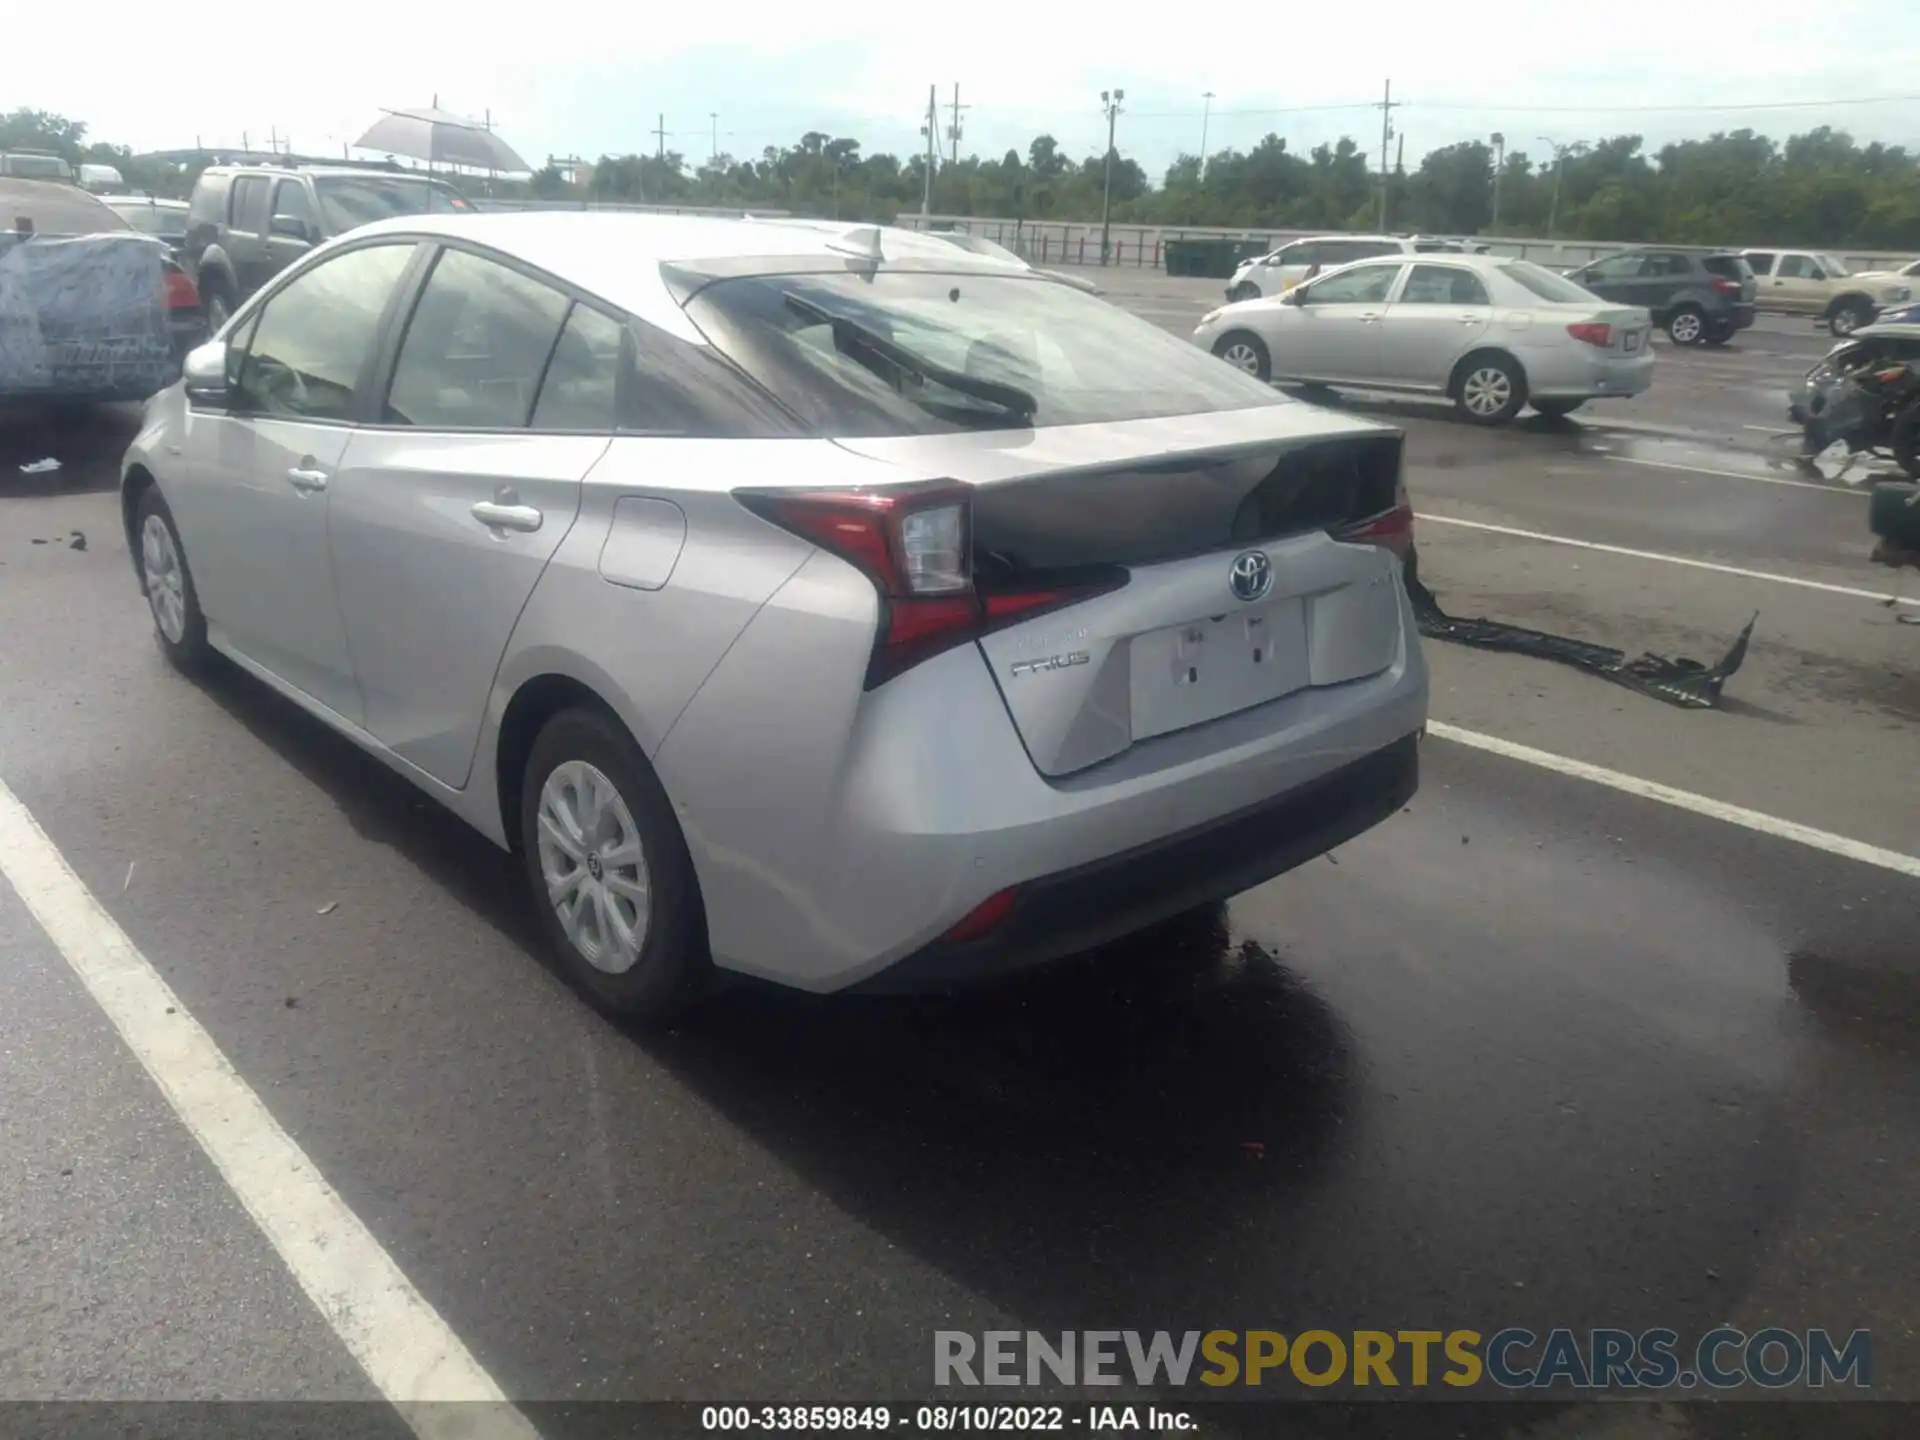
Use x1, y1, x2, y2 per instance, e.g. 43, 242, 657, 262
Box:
1229, 549, 1273, 603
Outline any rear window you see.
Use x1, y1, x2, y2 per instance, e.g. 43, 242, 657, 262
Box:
108, 200, 187, 237
1702, 254, 1754, 281
1501, 260, 1598, 303
684, 270, 1288, 437
0, 178, 129, 236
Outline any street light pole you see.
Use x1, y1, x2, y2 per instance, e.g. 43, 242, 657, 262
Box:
1200, 91, 1215, 178
1100, 88, 1125, 266
1490, 132, 1504, 231
1539, 135, 1564, 239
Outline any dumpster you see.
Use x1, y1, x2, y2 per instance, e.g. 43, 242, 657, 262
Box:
1165, 238, 1249, 279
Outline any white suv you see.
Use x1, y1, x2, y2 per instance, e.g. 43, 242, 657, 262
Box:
1227, 235, 1475, 301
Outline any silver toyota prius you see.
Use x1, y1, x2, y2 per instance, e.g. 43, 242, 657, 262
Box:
121, 212, 1428, 1020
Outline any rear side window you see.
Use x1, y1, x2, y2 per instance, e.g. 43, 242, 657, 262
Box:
1744, 252, 1776, 276
384, 248, 570, 429
1503, 260, 1598, 303
530, 304, 623, 432
1778, 255, 1820, 279
1644, 253, 1693, 277
231, 176, 270, 234
1352, 240, 1404, 260
1702, 254, 1753, 280
1398, 265, 1490, 305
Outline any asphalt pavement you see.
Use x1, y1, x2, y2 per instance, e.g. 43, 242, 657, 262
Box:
1, 279, 1917, 1437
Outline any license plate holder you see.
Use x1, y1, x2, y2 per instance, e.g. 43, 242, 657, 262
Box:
1623, 330, 1644, 354
1128, 599, 1311, 742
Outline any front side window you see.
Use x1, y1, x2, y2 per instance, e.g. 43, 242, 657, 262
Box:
1278, 242, 1319, 267
1304, 264, 1400, 305
273, 181, 315, 227
685, 269, 1285, 437
1398, 265, 1491, 306
384, 248, 571, 429
1585, 253, 1643, 282
234, 243, 416, 421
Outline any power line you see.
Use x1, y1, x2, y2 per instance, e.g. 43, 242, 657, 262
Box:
1127, 91, 1920, 121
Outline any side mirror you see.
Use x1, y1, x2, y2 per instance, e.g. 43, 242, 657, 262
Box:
183, 340, 232, 406
270, 215, 312, 243
1282, 287, 1307, 306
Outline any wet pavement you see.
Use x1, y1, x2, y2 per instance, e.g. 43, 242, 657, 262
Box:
1, 293, 1917, 1434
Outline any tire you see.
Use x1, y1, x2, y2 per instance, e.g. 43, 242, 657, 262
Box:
519, 706, 709, 1024
1452, 352, 1526, 425
1703, 323, 1732, 347
133, 487, 212, 670
1532, 398, 1585, 418
1229, 282, 1261, 303
1212, 330, 1271, 382
1666, 306, 1706, 346
1828, 300, 1872, 338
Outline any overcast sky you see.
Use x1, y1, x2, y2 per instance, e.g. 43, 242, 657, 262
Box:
15, 1, 1920, 180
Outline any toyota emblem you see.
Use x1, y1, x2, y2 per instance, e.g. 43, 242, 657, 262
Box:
1229, 549, 1273, 603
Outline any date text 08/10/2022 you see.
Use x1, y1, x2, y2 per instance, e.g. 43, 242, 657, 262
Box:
701, 1406, 1192, 1432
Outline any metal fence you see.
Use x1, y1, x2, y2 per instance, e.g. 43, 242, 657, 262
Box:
889, 213, 1912, 276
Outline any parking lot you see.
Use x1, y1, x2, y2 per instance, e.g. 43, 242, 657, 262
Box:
2, 265, 1917, 1431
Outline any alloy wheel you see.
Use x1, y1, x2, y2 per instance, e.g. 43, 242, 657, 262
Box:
1670, 311, 1703, 344
141, 514, 188, 644
535, 760, 651, 975
1221, 341, 1263, 374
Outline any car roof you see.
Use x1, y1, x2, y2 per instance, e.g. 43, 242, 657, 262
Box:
310, 212, 1036, 338
0, 177, 131, 234
205, 164, 460, 181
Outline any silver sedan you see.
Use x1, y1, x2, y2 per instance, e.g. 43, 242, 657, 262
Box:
120, 212, 1426, 1022
1193, 253, 1655, 424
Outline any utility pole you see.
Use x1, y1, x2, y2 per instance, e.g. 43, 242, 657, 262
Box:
1539, 135, 1565, 239
1200, 91, 1215, 178
921, 85, 937, 217
653, 114, 667, 162
949, 84, 968, 167
1490, 132, 1505, 231
710, 113, 719, 165
1099, 87, 1125, 266
1375, 79, 1399, 230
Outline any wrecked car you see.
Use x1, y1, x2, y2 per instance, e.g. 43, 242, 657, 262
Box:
1789, 322, 1920, 477
1, 178, 206, 412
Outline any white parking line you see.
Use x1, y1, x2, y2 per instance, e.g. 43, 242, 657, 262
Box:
1602, 454, 1863, 495
1417, 512, 1915, 606
1429, 722, 1920, 880
0, 778, 537, 1440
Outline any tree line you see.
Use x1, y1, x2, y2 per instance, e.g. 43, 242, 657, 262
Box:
9, 106, 1919, 251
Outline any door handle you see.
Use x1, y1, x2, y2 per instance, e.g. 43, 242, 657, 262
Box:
286, 466, 328, 492
1459, 315, 1481, 324
471, 501, 543, 534
1358, 312, 1380, 323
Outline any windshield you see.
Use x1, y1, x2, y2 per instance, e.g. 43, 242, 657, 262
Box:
1502, 259, 1599, 303
313, 176, 472, 232
1820, 253, 1851, 277
686, 270, 1286, 436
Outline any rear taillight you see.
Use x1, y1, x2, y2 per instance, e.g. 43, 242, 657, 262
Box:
1710, 277, 1741, 295
736, 481, 1123, 688
1566, 322, 1613, 348
162, 263, 199, 310
1333, 477, 1415, 563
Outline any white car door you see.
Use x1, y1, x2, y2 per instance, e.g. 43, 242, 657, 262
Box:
326, 245, 605, 788
1375, 263, 1494, 387
1268, 261, 1403, 383
173, 240, 420, 719
1771, 252, 1826, 313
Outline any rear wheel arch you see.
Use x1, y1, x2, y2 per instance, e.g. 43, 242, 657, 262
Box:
496, 673, 627, 853
1449, 346, 1527, 396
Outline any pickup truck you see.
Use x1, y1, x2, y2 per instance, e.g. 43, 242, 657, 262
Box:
1740, 249, 1910, 336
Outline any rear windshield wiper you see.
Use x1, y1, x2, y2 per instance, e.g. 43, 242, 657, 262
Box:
783, 291, 1037, 421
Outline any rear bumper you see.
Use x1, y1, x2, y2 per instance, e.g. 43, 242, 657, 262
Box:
1724, 304, 1757, 331
853, 731, 1419, 993
1531, 348, 1656, 402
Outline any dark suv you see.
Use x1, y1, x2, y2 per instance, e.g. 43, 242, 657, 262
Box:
1565, 249, 1758, 346
183, 163, 471, 328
